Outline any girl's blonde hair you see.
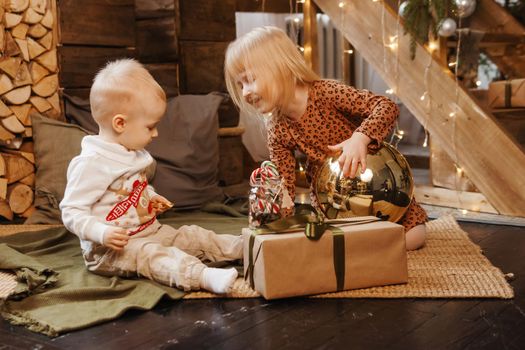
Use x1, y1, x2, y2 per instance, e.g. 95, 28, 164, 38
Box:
224, 26, 319, 116
90, 58, 166, 125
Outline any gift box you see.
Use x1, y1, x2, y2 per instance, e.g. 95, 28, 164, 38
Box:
243, 217, 408, 299
488, 79, 525, 108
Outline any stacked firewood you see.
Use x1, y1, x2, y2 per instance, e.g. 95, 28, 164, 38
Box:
0, 0, 59, 221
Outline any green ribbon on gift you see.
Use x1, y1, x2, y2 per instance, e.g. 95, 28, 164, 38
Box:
246, 206, 380, 293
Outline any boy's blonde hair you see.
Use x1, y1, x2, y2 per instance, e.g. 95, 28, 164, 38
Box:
224, 26, 319, 116
90, 58, 166, 126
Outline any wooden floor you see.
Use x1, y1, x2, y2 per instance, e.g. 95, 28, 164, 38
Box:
1, 221, 524, 349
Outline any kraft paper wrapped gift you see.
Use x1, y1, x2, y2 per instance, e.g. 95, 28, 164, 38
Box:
488, 79, 525, 108
243, 218, 408, 299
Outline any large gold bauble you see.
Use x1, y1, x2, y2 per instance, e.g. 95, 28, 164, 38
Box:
314, 142, 413, 222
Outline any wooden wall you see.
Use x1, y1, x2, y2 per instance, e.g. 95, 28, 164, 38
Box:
135, 0, 178, 97
58, 0, 135, 99
58, 0, 297, 100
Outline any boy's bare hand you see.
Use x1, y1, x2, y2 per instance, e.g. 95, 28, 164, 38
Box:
103, 226, 130, 251
150, 195, 173, 215
327, 132, 372, 179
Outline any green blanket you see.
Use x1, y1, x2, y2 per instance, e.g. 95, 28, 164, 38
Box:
0, 208, 247, 337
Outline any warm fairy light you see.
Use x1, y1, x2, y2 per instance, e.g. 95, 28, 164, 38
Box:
461, 209, 468, 215
455, 166, 463, 175
299, 165, 304, 171
338, 2, 345, 8
294, 17, 300, 23
297, 0, 305, 3
422, 136, 428, 147
398, 130, 405, 136
387, 42, 398, 50
298, 46, 305, 52
449, 112, 456, 117
448, 61, 457, 67
386, 35, 398, 50
344, 49, 354, 54
303, 44, 311, 56
385, 88, 394, 94
420, 92, 427, 101
475, 80, 482, 87
428, 40, 439, 52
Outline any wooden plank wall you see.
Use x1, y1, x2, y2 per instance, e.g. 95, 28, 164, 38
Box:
135, 0, 178, 97
58, 0, 295, 100
58, 0, 135, 99
177, 0, 235, 94
59, 0, 179, 99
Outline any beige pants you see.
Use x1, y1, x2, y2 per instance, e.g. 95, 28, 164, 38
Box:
85, 222, 243, 291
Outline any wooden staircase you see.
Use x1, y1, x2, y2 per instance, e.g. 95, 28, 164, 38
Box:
466, 0, 525, 80
313, 0, 525, 217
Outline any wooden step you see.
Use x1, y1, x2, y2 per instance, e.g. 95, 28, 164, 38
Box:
492, 108, 525, 148
470, 88, 525, 148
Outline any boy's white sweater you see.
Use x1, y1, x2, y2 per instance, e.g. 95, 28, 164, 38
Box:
60, 136, 158, 249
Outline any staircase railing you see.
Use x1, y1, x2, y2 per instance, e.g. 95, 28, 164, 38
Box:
313, 0, 525, 216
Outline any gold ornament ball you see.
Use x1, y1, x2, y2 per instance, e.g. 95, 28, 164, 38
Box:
314, 142, 414, 222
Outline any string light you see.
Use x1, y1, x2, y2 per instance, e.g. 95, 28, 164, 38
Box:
422, 131, 429, 147
297, 0, 305, 3
385, 88, 394, 94
386, 35, 398, 50
475, 80, 482, 87
390, 128, 405, 147
344, 49, 354, 54
448, 61, 457, 67
338, 2, 345, 8
428, 40, 439, 52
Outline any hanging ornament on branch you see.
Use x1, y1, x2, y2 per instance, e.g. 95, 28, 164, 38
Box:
454, 0, 476, 18
400, 0, 457, 59
398, 1, 409, 18
438, 17, 457, 37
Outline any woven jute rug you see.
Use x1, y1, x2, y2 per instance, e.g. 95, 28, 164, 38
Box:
186, 215, 514, 299
0, 216, 514, 300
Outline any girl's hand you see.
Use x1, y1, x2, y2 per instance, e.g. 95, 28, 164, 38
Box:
150, 195, 173, 215
103, 226, 130, 251
327, 132, 372, 178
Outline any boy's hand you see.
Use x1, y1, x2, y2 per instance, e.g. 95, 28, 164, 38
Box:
103, 226, 130, 251
150, 195, 173, 215
327, 132, 372, 179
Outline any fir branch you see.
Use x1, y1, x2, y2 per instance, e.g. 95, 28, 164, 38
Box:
401, 0, 457, 59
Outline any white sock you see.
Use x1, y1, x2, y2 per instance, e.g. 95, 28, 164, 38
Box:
199, 267, 238, 294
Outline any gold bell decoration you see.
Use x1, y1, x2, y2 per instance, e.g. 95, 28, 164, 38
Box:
314, 142, 414, 222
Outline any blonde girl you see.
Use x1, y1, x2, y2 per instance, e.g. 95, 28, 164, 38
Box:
225, 26, 427, 250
